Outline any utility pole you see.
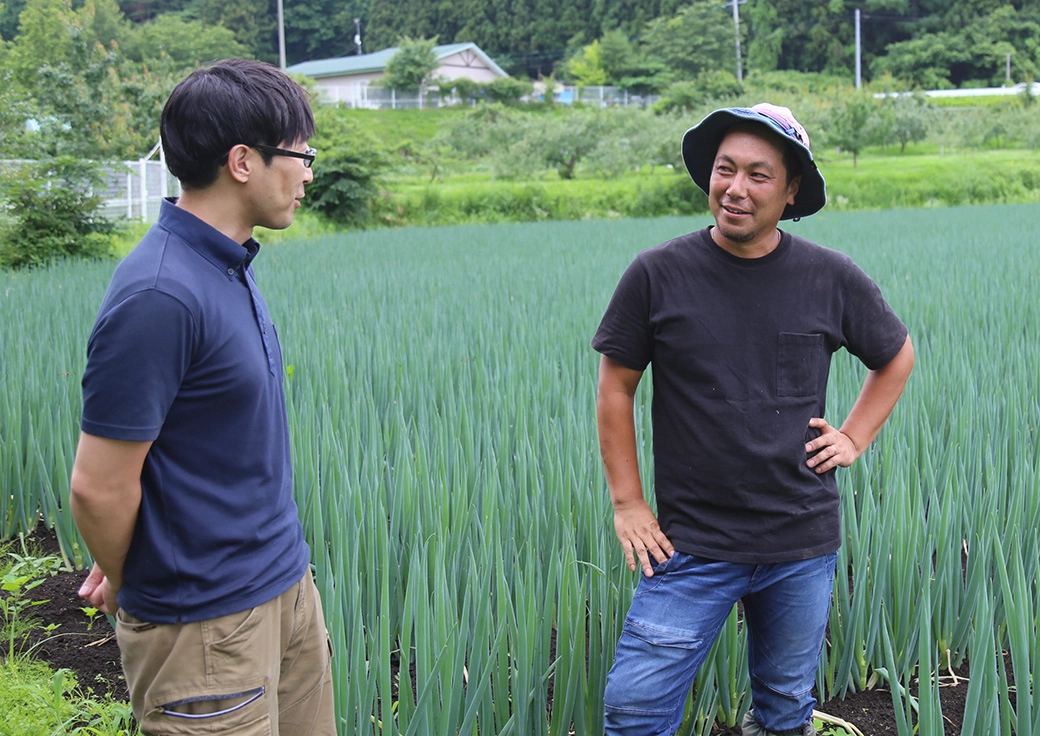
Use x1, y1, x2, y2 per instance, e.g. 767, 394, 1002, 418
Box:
354, 18, 362, 55
727, 0, 745, 82
277, 0, 286, 70
855, 8, 861, 89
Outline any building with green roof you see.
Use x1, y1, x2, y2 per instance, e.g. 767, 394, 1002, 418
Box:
287, 43, 508, 107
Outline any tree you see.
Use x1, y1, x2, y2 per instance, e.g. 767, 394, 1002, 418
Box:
0, 71, 37, 158
745, 0, 782, 74
871, 32, 964, 89
652, 71, 743, 114
6, 0, 78, 89
826, 93, 883, 167
486, 77, 532, 105
305, 107, 385, 227
495, 108, 610, 180
640, 1, 734, 83
598, 29, 636, 83
0, 0, 22, 43
565, 39, 607, 86
437, 103, 519, 161
437, 76, 485, 106
381, 36, 438, 92
119, 13, 246, 64
0, 157, 115, 269
581, 107, 686, 178
184, 0, 276, 63
888, 94, 934, 153
283, 0, 366, 63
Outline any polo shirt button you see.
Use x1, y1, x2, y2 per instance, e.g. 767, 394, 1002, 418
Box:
227, 268, 235, 275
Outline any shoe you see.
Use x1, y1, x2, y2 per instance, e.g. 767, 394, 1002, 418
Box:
741, 709, 816, 736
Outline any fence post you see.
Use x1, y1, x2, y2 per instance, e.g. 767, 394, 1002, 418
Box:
159, 146, 168, 202
125, 171, 133, 220
138, 158, 148, 221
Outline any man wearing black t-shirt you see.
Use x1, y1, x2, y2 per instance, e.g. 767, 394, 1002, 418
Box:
593, 104, 914, 736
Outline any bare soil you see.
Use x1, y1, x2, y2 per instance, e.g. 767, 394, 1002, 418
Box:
13, 528, 972, 734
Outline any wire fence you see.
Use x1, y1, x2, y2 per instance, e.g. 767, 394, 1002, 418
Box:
316, 83, 658, 109
2, 143, 179, 225
97, 157, 180, 223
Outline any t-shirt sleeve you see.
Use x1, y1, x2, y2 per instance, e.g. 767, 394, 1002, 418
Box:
841, 261, 909, 370
591, 255, 653, 371
81, 289, 196, 441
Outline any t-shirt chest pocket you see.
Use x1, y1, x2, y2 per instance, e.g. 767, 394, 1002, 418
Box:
776, 332, 824, 397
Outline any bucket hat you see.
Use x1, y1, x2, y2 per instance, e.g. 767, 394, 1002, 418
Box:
681, 103, 826, 220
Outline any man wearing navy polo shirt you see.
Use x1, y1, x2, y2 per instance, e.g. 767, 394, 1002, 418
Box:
70, 59, 335, 735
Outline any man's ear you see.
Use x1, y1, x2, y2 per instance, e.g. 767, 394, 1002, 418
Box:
787, 175, 801, 206
225, 144, 253, 184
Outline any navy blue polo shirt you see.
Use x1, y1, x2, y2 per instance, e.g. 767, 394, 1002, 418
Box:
81, 198, 309, 623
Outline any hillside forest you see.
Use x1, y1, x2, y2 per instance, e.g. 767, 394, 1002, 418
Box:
2, 0, 1040, 162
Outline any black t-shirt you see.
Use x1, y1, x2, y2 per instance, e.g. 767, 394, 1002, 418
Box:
593, 228, 908, 563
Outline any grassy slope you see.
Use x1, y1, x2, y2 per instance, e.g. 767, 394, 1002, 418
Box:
330, 105, 1040, 225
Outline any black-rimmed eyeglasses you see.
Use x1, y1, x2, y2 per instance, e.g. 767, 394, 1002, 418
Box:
253, 144, 317, 168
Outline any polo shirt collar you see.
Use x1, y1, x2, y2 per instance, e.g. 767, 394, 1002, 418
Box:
157, 197, 260, 277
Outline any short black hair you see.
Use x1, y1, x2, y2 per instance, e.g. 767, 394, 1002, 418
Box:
160, 58, 316, 190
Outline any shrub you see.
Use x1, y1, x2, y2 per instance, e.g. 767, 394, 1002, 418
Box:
487, 77, 535, 106
306, 108, 387, 228
0, 158, 116, 270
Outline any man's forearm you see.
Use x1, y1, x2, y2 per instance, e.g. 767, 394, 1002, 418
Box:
70, 478, 140, 590
840, 336, 915, 451
69, 433, 150, 590
596, 356, 646, 507
598, 392, 644, 508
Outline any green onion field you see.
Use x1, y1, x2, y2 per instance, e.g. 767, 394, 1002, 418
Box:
2, 204, 1039, 735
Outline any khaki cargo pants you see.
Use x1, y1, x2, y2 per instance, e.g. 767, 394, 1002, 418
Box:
115, 572, 335, 736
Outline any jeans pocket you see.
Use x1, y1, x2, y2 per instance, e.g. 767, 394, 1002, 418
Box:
635, 551, 691, 595
623, 619, 701, 650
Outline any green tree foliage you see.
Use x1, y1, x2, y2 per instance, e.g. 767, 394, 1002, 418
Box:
652, 71, 743, 114
116, 0, 192, 23
521, 108, 607, 179
436, 76, 532, 106
381, 36, 438, 92
745, 0, 782, 75
6, 0, 76, 89
0, 0, 20, 43
887, 93, 935, 153
872, 32, 970, 89
119, 13, 245, 64
825, 92, 884, 167
284, 0, 367, 64
487, 77, 532, 105
0, 71, 37, 158
184, 0, 275, 62
440, 106, 689, 182
640, 1, 734, 83
565, 39, 608, 86
437, 77, 486, 106
580, 106, 688, 177
872, 5, 1040, 87
598, 29, 636, 83
304, 107, 385, 227
0, 158, 116, 269
434, 103, 518, 161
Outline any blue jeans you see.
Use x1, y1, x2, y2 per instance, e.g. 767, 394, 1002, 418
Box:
603, 551, 837, 736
